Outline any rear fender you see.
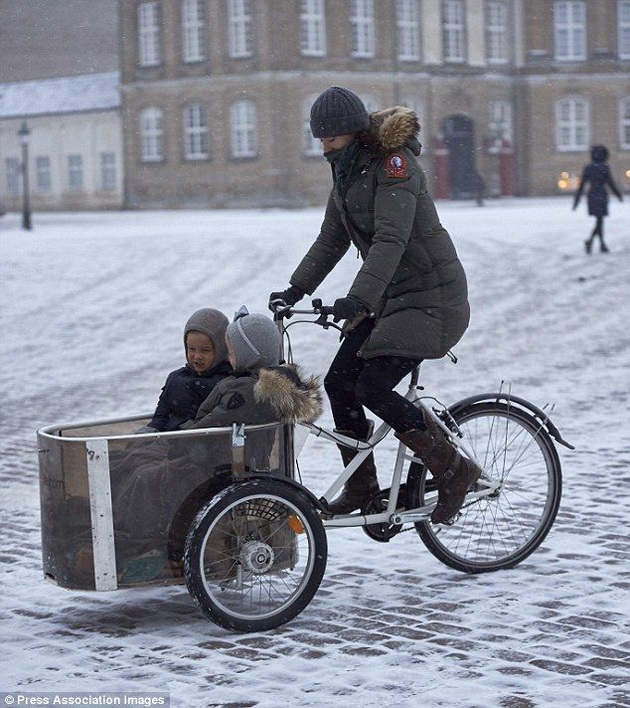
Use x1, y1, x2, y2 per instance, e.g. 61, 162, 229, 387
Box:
232, 473, 326, 511
448, 393, 575, 450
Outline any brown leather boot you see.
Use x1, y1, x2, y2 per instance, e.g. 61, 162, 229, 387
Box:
326, 427, 379, 516
396, 414, 481, 524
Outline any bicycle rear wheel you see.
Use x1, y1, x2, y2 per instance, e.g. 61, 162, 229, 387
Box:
408, 401, 562, 573
184, 479, 327, 632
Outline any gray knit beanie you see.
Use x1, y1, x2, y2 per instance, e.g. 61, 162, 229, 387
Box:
226, 310, 281, 371
310, 86, 370, 139
184, 308, 229, 366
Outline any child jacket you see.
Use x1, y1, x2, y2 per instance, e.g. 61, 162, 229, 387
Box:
148, 361, 232, 431
188, 364, 322, 429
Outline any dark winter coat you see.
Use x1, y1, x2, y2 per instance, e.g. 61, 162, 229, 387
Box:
188, 364, 323, 429
290, 106, 470, 360
574, 162, 623, 217
147, 361, 232, 431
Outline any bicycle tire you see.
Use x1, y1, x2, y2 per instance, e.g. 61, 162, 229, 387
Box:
407, 401, 562, 573
184, 479, 327, 632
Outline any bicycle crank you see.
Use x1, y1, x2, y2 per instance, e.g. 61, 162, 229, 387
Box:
361, 487, 407, 542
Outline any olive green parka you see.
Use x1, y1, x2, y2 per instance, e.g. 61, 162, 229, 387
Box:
290, 106, 470, 360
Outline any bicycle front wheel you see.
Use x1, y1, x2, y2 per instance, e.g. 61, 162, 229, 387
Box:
408, 401, 562, 573
184, 479, 327, 632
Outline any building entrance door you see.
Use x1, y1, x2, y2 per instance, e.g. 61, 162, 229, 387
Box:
442, 114, 475, 199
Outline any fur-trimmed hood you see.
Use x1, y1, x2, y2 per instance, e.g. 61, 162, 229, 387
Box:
362, 106, 422, 156
255, 364, 323, 424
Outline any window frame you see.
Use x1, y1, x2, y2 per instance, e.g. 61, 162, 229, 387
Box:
182, 0, 206, 63
350, 0, 375, 59
396, 0, 421, 62
554, 1, 586, 62
100, 152, 117, 190
486, 0, 509, 64
302, 95, 321, 156
620, 97, 630, 149
488, 100, 513, 143
138, 1, 161, 67
183, 103, 210, 160
555, 96, 590, 152
67, 154, 84, 191
35, 155, 52, 193
230, 99, 258, 159
442, 0, 466, 63
227, 0, 253, 59
299, 0, 327, 57
5, 157, 21, 196
619, 0, 630, 59
140, 107, 165, 162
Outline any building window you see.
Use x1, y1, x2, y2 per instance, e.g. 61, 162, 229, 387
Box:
299, 0, 327, 56
67, 155, 84, 190
554, 1, 586, 61
5, 158, 21, 196
230, 99, 257, 158
443, 0, 466, 62
620, 97, 630, 148
489, 100, 513, 142
486, 1, 508, 63
228, 0, 252, 58
182, 0, 205, 62
184, 103, 209, 159
350, 0, 375, 58
35, 156, 52, 193
138, 1, 161, 66
302, 95, 321, 156
140, 107, 164, 162
396, 0, 421, 61
556, 97, 589, 151
400, 95, 426, 150
619, 1, 630, 59
100, 153, 117, 189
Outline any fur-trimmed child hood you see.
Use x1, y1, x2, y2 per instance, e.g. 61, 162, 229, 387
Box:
255, 364, 323, 424
362, 105, 422, 156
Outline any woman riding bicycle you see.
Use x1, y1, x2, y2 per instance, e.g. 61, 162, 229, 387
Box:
269, 86, 480, 524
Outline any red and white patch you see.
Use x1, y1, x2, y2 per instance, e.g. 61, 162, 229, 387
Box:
385, 153, 406, 178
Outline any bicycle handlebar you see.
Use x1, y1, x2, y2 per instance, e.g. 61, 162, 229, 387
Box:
270, 298, 334, 319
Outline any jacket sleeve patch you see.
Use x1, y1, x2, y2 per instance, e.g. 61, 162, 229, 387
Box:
226, 392, 246, 410
385, 153, 406, 178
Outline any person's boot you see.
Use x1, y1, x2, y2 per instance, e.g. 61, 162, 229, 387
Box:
601, 242, 609, 253
584, 239, 593, 254
325, 425, 379, 516
395, 414, 482, 524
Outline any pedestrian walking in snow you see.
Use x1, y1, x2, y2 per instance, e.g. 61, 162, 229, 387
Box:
573, 144, 623, 254
269, 86, 480, 524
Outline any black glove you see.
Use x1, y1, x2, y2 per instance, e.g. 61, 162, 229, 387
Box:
268, 285, 305, 311
332, 296, 369, 322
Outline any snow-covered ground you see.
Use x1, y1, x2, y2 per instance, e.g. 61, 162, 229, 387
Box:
1, 197, 629, 707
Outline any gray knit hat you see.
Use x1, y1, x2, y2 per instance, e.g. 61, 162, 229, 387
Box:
226, 309, 281, 371
184, 308, 229, 366
310, 86, 370, 138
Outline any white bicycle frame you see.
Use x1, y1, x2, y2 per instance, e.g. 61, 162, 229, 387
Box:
277, 306, 498, 529
301, 379, 497, 529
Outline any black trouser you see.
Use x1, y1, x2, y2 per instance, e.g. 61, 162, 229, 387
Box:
588, 216, 605, 245
323, 318, 426, 438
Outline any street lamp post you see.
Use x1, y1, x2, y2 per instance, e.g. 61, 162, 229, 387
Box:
18, 121, 32, 231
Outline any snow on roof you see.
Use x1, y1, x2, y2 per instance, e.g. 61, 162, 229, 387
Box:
0, 72, 120, 118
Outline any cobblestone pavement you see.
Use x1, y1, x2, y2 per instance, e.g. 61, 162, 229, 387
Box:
1, 207, 629, 707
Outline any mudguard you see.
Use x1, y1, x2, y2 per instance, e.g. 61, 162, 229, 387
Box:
230, 472, 327, 511
448, 392, 575, 450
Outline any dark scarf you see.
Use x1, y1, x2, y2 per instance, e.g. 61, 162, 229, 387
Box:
325, 141, 359, 194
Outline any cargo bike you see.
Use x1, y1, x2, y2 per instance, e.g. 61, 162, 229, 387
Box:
38, 302, 572, 633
